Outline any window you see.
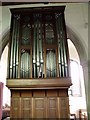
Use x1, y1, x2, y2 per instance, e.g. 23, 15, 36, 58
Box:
69, 60, 82, 96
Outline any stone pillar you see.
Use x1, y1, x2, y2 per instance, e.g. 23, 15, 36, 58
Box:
81, 61, 88, 104
0, 82, 3, 120
81, 61, 89, 120
88, 2, 90, 119
81, 61, 90, 117
87, 61, 90, 119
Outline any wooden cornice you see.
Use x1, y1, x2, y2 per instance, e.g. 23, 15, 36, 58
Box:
6, 78, 72, 90
1, 2, 43, 6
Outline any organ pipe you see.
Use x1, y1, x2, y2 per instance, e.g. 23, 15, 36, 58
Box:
9, 15, 20, 78
8, 7, 69, 79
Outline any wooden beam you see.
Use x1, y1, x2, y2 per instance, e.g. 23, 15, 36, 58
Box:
1, 2, 49, 6
6, 78, 72, 89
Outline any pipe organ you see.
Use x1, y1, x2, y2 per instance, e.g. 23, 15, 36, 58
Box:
7, 6, 71, 119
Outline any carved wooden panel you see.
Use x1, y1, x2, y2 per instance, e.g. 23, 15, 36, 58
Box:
59, 97, 69, 118
33, 90, 45, 97
47, 98, 58, 118
11, 91, 20, 97
21, 90, 32, 97
59, 89, 68, 97
33, 98, 46, 118
21, 98, 32, 118
10, 90, 70, 119
46, 90, 58, 97
11, 97, 20, 118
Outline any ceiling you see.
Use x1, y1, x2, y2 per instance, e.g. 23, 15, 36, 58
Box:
0, 0, 89, 6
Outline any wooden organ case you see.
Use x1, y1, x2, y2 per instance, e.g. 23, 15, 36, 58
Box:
7, 6, 72, 119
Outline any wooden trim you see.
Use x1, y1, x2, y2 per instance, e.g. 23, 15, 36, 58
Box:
10, 6, 65, 14
6, 78, 72, 89
20, 45, 31, 49
2, 2, 43, 6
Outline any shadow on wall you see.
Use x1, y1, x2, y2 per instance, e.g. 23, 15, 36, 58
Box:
0, 30, 10, 59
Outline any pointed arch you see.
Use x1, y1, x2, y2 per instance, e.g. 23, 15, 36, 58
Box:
66, 26, 87, 65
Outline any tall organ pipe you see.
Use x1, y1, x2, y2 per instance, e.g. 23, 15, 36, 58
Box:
10, 15, 19, 78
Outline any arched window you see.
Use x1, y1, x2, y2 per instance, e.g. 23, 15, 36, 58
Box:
70, 59, 82, 96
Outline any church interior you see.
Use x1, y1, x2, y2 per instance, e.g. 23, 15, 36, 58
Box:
0, 2, 89, 120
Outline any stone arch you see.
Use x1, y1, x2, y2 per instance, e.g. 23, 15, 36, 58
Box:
0, 30, 10, 59
66, 26, 87, 65
66, 25, 88, 113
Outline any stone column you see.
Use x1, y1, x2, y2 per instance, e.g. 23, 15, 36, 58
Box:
81, 61, 90, 117
0, 82, 3, 120
81, 60, 90, 120
87, 61, 90, 119
88, 2, 90, 119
